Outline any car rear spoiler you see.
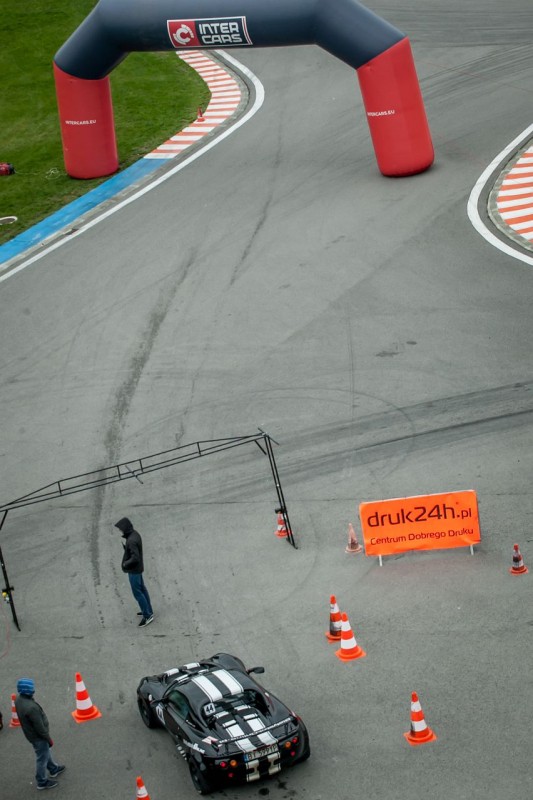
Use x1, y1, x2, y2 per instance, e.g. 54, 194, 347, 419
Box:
207, 716, 297, 754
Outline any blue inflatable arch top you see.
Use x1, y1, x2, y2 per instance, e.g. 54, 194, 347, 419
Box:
53, 0, 434, 178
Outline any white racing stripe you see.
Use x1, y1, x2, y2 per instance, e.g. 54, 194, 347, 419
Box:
192, 675, 223, 702
164, 668, 181, 678
243, 713, 277, 745
222, 720, 255, 752
212, 669, 243, 695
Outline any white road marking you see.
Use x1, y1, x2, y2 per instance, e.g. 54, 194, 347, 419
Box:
0, 52, 265, 284
467, 122, 533, 267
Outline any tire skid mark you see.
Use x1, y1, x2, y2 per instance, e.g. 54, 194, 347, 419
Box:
89, 248, 198, 587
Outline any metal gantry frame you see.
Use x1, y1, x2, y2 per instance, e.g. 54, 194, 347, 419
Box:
0, 429, 296, 630
0, 510, 20, 630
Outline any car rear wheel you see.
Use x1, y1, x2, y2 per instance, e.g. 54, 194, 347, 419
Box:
188, 759, 214, 795
137, 697, 158, 729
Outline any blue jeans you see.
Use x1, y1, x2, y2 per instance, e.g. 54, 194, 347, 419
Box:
128, 572, 153, 618
32, 739, 59, 787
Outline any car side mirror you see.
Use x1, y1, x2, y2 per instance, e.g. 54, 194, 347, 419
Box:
247, 666, 265, 675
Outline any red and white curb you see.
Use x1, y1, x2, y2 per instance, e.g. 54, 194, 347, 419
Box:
492, 145, 533, 244
145, 50, 243, 160
469, 122, 533, 267
0, 52, 263, 281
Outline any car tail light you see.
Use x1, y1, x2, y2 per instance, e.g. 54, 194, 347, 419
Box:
290, 751, 296, 757
291, 737, 299, 744
218, 759, 237, 770
284, 742, 291, 749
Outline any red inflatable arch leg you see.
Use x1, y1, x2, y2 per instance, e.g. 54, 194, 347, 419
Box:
357, 38, 434, 177
54, 64, 118, 179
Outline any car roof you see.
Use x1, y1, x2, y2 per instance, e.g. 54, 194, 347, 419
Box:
165, 662, 265, 715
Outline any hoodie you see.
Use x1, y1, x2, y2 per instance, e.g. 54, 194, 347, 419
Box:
115, 517, 144, 574
15, 694, 51, 744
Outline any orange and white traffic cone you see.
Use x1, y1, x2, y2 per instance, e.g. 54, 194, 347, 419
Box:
325, 595, 342, 642
274, 512, 288, 538
335, 612, 366, 661
509, 543, 528, 575
71, 672, 102, 723
9, 694, 21, 728
136, 776, 151, 800
403, 691, 437, 746
345, 522, 363, 554
197, 106, 205, 122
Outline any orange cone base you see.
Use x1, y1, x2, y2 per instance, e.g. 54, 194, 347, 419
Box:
71, 706, 102, 723
275, 531, 288, 538
9, 719, 21, 728
403, 728, 437, 746
335, 645, 366, 661
325, 631, 342, 642
345, 543, 363, 554
509, 565, 528, 575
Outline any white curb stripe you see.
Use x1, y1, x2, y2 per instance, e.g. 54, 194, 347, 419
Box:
468, 122, 533, 266
0, 51, 264, 282
147, 50, 243, 160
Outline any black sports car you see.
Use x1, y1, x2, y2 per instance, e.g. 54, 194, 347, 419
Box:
137, 653, 310, 794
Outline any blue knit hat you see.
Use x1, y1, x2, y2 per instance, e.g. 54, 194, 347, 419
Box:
17, 678, 35, 696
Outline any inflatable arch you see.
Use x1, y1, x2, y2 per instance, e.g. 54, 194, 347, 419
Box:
53, 0, 434, 179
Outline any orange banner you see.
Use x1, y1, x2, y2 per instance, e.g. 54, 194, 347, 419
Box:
359, 490, 480, 557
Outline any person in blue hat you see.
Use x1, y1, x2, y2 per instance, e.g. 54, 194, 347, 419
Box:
15, 678, 65, 791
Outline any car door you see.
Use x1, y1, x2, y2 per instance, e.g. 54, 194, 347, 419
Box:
162, 689, 193, 745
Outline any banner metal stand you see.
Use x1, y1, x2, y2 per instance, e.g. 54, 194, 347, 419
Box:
0, 430, 297, 630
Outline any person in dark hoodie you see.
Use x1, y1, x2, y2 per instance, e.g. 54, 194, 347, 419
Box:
114, 517, 154, 627
15, 678, 65, 791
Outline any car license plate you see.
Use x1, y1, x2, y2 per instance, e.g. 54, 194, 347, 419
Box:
244, 744, 278, 762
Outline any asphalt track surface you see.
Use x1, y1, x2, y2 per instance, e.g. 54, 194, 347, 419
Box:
2, 1, 533, 798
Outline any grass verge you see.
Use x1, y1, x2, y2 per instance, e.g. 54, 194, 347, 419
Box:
0, 1, 211, 246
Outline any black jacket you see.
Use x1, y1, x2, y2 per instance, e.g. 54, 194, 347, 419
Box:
115, 517, 144, 573
15, 694, 51, 744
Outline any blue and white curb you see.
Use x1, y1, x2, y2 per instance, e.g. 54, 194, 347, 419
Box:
0, 50, 261, 278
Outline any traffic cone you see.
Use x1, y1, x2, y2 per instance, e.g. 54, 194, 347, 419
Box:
335, 612, 366, 661
345, 522, 363, 554
403, 691, 437, 745
325, 595, 342, 642
197, 106, 205, 122
274, 512, 288, 538
71, 672, 102, 723
9, 694, 21, 728
136, 776, 151, 800
509, 543, 528, 575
